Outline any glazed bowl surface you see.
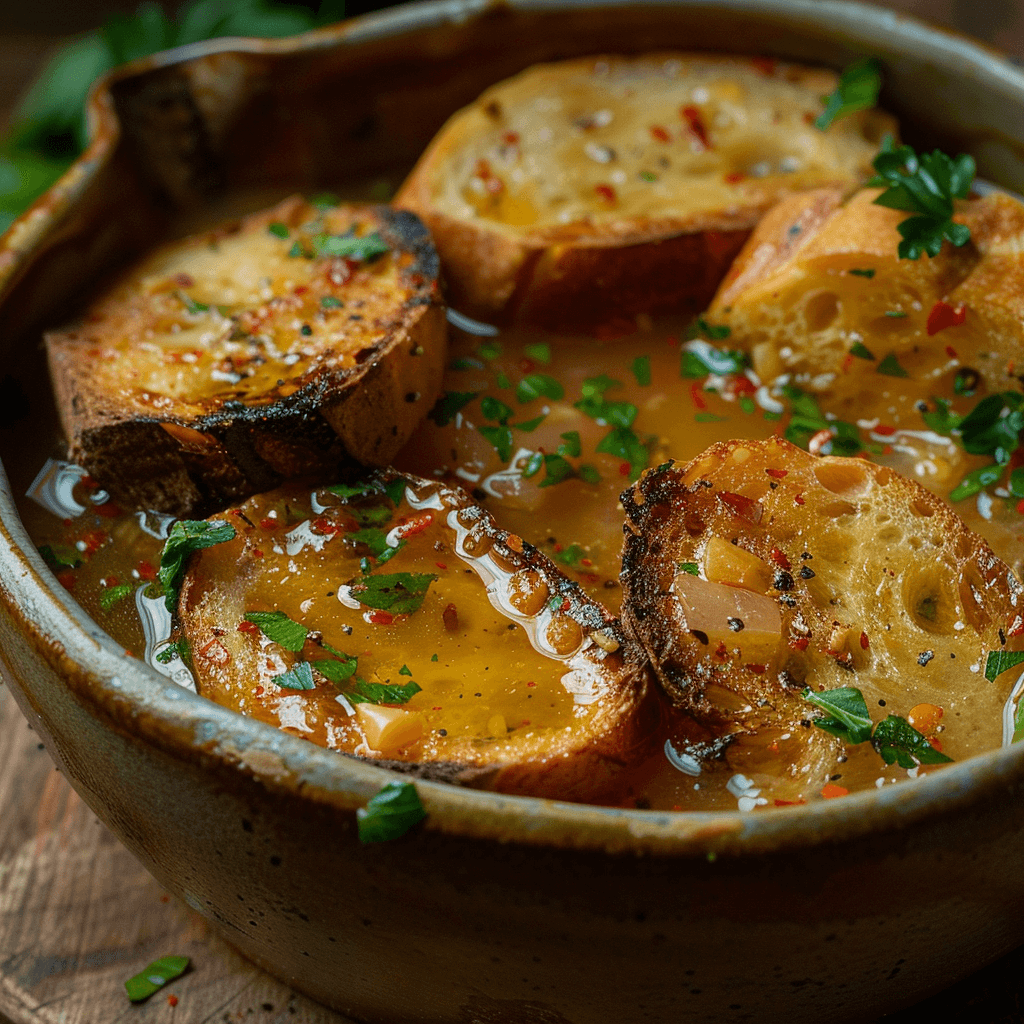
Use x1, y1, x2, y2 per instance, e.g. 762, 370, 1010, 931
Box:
4, 3, 1024, 1022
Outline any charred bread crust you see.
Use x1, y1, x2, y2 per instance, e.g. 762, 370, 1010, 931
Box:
708, 187, 1024, 394
179, 469, 657, 803
46, 198, 446, 517
395, 53, 894, 330
620, 438, 1024, 767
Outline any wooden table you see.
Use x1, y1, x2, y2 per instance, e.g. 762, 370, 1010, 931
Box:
5, 2, 1024, 1021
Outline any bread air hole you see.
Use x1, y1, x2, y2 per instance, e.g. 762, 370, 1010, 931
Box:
813, 460, 874, 499
802, 290, 840, 332
902, 568, 957, 634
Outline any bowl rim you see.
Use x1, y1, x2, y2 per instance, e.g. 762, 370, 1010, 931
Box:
4, 0, 1024, 857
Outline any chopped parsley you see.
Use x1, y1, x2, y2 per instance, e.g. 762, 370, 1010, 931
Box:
984, 649, 1024, 682
848, 268, 876, 279
347, 678, 422, 705
399, 664, 412, 676
274, 661, 316, 690
428, 391, 478, 427
872, 715, 953, 768
884, 310, 907, 318
553, 543, 587, 567
310, 231, 389, 262
524, 342, 551, 364
516, 373, 564, 403
876, 352, 909, 378
478, 339, 502, 361
574, 376, 637, 427
245, 610, 308, 652
481, 395, 514, 423
321, 296, 343, 308
177, 291, 209, 315
596, 426, 651, 479
867, 135, 975, 260
312, 648, 359, 685
631, 355, 652, 386
325, 476, 406, 508
100, 583, 133, 610
124, 955, 190, 1003
157, 519, 236, 612
849, 341, 875, 360
692, 315, 732, 341
346, 527, 404, 565
782, 384, 865, 456
347, 572, 438, 615
155, 638, 189, 665
680, 340, 748, 378
557, 431, 581, 457
496, 370, 512, 389
478, 424, 513, 461
512, 414, 546, 432
38, 543, 83, 571
814, 57, 882, 131
678, 562, 700, 576
357, 780, 427, 844
268, 221, 290, 238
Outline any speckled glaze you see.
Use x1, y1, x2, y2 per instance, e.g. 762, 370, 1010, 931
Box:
4, 3, 1024, 1022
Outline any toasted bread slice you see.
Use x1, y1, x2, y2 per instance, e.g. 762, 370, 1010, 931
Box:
709, 186, 1024, 395
620, 438, 1024, 795
178, 470, 656, 802
46, 197, 446, 517
395, 53, 894, 330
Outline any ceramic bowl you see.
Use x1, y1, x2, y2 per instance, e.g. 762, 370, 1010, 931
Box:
4, 3, 1024, 1022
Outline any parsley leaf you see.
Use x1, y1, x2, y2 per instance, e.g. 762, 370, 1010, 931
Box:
100, 583, 133, 610
347, 572, 438, 614
516, 373, 564, 403
124, 955, 190, 1003
245, 610, 309, 652
596, 426, 650, 479
849, 267, 876, 279
814, 57, 882, 131
631, 355, 652, 386
557, 431, 581, 458
357, 781, 426, 843
274, 661, 316, 690
428, 391, 478, 427
158, 519, 236, 612
347, 678, 422, 705
985, 649, 1024, 682
692, 315, 732, 341
678, 562, 700, 576
346, 528, 404, 565
949, 463, 1002, 502
268, 221, 289, 238
313, 650, 359, 685
524, 342, 551, 364
680, 340, 748, 378
479, 424, 513, 462
782, 384, 864, 456
849, 341, 875, 360
512, 414, 546, 432
802, 686, 874, 744
155, 638, 189, 665
38, 543, 83, 571
876, 352, 909, 378
867, 135, 975, 260
481, 395, 513, 423
310, 231, 389, 262
872, 715, 952, 767
553, 543, 587, 567
575, 376, 637, 427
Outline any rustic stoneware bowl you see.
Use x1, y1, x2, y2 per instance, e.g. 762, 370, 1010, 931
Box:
4, 2, 1024, 1022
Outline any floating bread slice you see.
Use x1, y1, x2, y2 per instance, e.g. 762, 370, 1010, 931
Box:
395, 53, 894, 330
178, 470, 656, 802
46, 197, 446, 517
708, 186, 1024, 395
620, 438, 1024, 791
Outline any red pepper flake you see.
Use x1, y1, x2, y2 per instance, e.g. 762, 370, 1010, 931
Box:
199, 638, 230, 665
715, 641, 729, 659
368, 610, 394, 625
259, 517, 279, 531
665, 334, 679, 346
789, 637, 810, 651
873, 424, 897, 437
581, 558, 593, 567
526, 681, 536, 687
312, 516, 342, 536
841, 354, 854, 375
1008, 615, 1024, 638
945, 344, 959, 359
681, 105, 710, 148
57, 570, 76, 591
860, 631, 870, 650
1018, 499, 1024, 515
619, 462, 631, 476
502, 131, 520, 146
432, 705, 442, 710
255, 685, 264, 696
717, 490, 764, 525
926, 300, 966, 336
94, 500, 123, 519
729, 375, 757, 398
167, 995, 179, 1007
160, 894, 170, 903
724, 171, 746, 184
744, 663, 766, 674
136, 560, 157, 581
594, 183, 617, 203
82, 475, 99, 489
395, 512, 433, 538
766, 468, 788, 480
443, 603, 459, 632
294, 285, 308, 296
751, 57, 778, 77
690, 382, 707, 410
821, 783, 849, 799
252, 549, 264, 559
807, 428, 832, 456
238, 620, 261, 636
475, 158, 493, 179
794, 493, 806, 506
560, 597, 571, 612
435, 561, 448, 570
649, 124, 671, 143
774, 797, 806, 806
518, 357, 537, 374
80, 529, 108, 556
174, 273, 195, 287
769, 546, 791, 569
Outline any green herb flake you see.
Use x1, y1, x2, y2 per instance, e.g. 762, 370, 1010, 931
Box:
575, 375, 638, 427
177, 291, 209, 315
479, 424, 514, 462
347, 678, 422, 705
680, 341, 747, 378
537, 454, 576, 488
949, 463, 1002, 502
867, 135, 975, 260
478, 340, 502, 361
495, 370, 512, 389
596, 426, 650, 480
631, 355, 652, 386
268, 221, 290, 238
554, 543, 587, 567
38, 543, 83, 571
158, 519, 236, 612
124, 955, 190, 1003
693, 315, 732, 341
155, 638, 189, 665
877, 352, 909, 378
346, 528, 405, 565
678, 562, 700, 576
639, 170, 658, 182
312, 647, 359, 685
399, 664, 412, 676
348, 572, 438, 615
312, 231, 389, 262
273, 661, 316, 690
985, 649, 1024, 682
428, 390, 478, 427
481, 395, 514, 424
357, 780, 427, 843
814, 57, 882, 131
884, 310, 908, 318
512, 414, 546, 432
431, 653, 439, 662
449, 356, 482, 371
848, 268, 876, 279
739, 396, 756, 416
695, 412, 728, 423
524, 342, 552, 364
557, 431, 582, 458
850, 341, 875, 360
245, 610, 309, 652
802, 686, 874, 744
516, 373, 564, 404
100, 583, 133, 610
321, 296, 343, 309
872, 714, 953, 768
578, 465, 601, 484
